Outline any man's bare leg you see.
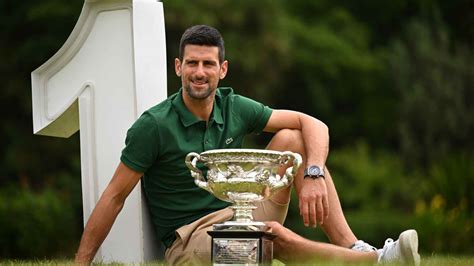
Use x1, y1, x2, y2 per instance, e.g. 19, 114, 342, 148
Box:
319, 168, 358, 247
266, 221, 377, 263
266, 129, 358, 247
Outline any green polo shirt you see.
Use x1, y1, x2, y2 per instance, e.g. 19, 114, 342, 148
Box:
120, 87, 273, 248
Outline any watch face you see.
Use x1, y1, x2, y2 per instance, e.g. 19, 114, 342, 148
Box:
309, 166, 321, 176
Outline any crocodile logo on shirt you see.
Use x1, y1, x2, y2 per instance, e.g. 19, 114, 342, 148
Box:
225, 138, 233, 145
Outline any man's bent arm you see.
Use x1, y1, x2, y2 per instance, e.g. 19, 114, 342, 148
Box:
75, 162, 143, 264
264, 109, 329, 167
264, 110, 330, 226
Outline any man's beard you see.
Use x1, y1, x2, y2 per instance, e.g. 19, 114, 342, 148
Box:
184, 84, 214, 100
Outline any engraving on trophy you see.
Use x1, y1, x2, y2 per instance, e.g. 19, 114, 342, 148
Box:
185, 149, 302, 264
213, 238, 259, 264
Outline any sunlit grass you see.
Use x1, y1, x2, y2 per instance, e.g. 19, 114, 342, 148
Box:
278, 255, 474, 265
420, 255, 474, 266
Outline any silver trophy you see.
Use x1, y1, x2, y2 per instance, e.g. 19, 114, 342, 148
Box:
185, 149, 302, 265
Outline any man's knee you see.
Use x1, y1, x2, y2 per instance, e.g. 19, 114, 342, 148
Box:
267, 129, 304, 153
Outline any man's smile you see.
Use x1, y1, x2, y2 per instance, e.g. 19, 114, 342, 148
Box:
191, 79, 208, 87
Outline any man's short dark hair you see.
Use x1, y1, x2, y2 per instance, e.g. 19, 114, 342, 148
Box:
179, 25, 225, 63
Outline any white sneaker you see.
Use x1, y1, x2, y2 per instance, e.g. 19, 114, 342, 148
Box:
351, 240, 377, 252
377, 229, 420, 265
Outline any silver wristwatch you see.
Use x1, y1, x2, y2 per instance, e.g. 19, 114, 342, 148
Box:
303, 165, 325, 179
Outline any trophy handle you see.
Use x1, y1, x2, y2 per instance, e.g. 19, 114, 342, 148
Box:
275, 151, 302, 189
185, 152, 210, 192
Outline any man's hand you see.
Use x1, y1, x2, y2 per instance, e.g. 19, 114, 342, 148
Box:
298, 177, 329, 227
264, 221, 303, 261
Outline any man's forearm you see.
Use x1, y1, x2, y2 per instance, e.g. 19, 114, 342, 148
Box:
75, 192, 125, 263
292, 114, 329, 189
299, 113, 329, 168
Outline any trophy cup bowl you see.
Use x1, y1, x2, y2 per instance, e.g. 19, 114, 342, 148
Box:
185, 149, 302, 228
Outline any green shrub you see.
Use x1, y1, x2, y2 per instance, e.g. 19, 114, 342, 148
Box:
327, 141, 420, 211
413, 152, 474, 254
0, 186, 80, 259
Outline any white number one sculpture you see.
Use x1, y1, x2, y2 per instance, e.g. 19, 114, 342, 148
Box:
31, 0, 166, 263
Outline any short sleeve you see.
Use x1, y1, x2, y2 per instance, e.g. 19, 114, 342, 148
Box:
232, 95, 273, 134
120, 112, 160, 173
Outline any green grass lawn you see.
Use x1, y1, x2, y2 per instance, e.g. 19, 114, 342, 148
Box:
420, 255, 474, 266
1, 255, 473, 265
280, 255, 474, 266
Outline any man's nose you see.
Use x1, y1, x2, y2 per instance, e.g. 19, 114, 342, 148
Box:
194, 63, 205, 77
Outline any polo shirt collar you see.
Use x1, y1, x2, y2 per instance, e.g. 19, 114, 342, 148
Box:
172, 88, 224, 127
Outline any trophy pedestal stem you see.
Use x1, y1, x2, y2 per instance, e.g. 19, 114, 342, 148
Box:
231, 203, 257, 223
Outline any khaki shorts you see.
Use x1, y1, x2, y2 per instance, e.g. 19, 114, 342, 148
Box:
164, 199, 289, 265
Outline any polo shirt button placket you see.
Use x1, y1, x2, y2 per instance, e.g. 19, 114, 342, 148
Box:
203, 137, 211, 150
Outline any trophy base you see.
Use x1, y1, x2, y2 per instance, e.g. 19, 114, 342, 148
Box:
208, 230, 275, 265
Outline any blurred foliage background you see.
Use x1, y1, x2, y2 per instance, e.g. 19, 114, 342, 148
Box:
0, 0, 473, 259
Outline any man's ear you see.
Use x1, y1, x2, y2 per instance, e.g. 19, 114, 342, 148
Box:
175, 58, 182, 76
220, 60, 228, 79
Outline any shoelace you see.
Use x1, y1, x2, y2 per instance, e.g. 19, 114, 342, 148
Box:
379, 238, 398, 262
351, 240, 377, 252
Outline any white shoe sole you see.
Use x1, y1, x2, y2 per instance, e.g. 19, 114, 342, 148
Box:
399, 229, 421, 266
